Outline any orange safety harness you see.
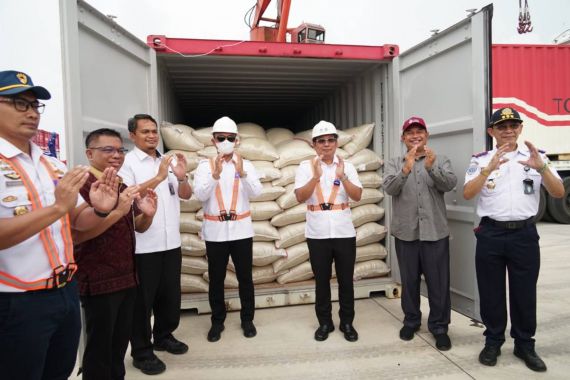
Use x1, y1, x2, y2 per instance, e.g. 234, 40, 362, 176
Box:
0, 154, 77, 291
308, 157, 349, 212
203, 158, 251, 222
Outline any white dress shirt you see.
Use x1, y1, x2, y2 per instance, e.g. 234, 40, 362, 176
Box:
294, 156, 362, 239
119, 146, 181, 253
464, 146, 562, 221
193, 155, 262, 242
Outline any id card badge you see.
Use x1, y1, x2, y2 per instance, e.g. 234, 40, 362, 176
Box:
168, 181, 176, 195
523, 178, 534, 195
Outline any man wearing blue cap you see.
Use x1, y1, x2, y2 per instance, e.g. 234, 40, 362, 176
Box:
464, 107, 564, 372
0, 70, 119, 380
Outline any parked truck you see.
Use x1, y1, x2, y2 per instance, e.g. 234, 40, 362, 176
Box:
8, 0, 494, 320
492, 44, 570, 223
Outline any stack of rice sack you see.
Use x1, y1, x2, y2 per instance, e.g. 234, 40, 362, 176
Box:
160, 121, 389, 294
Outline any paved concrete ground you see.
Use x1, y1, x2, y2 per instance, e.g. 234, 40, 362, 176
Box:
124, 222, 570, 379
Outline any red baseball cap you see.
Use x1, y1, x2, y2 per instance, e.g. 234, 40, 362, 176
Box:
402, 116, 427, 132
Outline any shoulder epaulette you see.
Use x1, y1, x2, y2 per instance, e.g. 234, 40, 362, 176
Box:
472, 151, 489, 158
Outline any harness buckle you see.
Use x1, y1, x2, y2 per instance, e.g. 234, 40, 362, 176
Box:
320, 203, 332, 211
218, 210, 228, 222
229, 210, 237, 221
52, 264, 75, 289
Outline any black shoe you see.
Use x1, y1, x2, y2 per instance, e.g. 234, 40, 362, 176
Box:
339, 323, 359, 342
434, 333, 452, 351
241, 321, 257, 338
513, 346, 547, 372
314, 323, 335, 341
132, 355, 166, 375
153, 335, 188, 355
207, 324, 225, 342
478, 345, 501, 366
399, 325, 419, 341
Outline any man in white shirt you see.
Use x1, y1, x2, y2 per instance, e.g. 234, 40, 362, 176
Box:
193, 116, 262, 342
294, 121, 363, 342
119, 114, 192, 376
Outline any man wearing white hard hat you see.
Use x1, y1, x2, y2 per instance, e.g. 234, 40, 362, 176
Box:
193, 116, 262, 342
294, 120, 363, 342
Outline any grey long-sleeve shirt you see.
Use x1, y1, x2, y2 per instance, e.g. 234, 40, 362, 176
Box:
383, 154, 457, 241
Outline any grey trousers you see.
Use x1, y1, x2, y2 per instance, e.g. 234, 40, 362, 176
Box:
395, 237, 451, 335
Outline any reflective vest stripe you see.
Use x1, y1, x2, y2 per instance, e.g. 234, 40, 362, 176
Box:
309, 157, 345, 209
203, 158, 250, 221
0, 270, 56, 291
203, 211, 251, 221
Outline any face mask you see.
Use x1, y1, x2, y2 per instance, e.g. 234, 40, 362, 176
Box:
216, 140, 235, 155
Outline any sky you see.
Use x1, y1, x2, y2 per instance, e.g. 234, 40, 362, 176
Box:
85, 0, 570, 49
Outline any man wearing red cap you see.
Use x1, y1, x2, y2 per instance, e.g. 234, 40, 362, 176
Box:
383, 116, 457, 351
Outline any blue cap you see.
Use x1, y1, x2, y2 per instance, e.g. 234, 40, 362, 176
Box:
0, 70, 51, 100
489, 107, 522, 127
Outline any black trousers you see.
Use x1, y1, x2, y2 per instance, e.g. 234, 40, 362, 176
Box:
475, 220, 540, 349
0, 280, 81, 380
130, 248, 182, 360
307, 237, 356, 326
80, 287, 136, 380
206, 238, 254, 325
394, 237, 451, 335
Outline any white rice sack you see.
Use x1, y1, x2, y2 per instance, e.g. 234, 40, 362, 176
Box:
342, 123, 375, 155
180, 212, 202, 234
165, 150, 200, 172
237, 138, 279, 161
253, 242, 287, 266
359, 171, 383, 188
351, 204, 385, 228
295, 129, 352, 147
251, 183, 286, 202
197, 145, 218, 158
180, 196, 203, 212
195, 208, 203, 221
270, 203, 306, 227
336, 148, 350, 159
353, 259, 390, 280
252, 161, 281, 183
272, 164, 298, 187
276, 261, 314, 284
356, 223, 388, 246
276, 222, 306, 249
350, 188, 384, 208
253, 221, 280, 241
181, 233, 206, 256
181, 274, 209, 293
347, 149, 383, 172
252, 265, 278, 284
237, 122, 267, 139
273, 140, 315, 168
266, 128, 294, 146
276, 183, 299, 210
192, 127, 214, 146
160, 123, 204, 152
273, 242, 309, 273
203, 271, 239, 289
356, 243, 388, 262
181, 256, 208, 275
251, 201, 282, 221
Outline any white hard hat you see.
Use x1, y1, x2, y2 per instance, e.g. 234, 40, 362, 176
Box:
212, 116, 238, 134
312, 120, 337, 139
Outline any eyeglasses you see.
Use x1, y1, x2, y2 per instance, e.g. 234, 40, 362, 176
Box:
88, 146, 129, 155
215, 135, 236, 143
494, 123, 521, 131
315, 137, 337, 145
0, 98, 45, 114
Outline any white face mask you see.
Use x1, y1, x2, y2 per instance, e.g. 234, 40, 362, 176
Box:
216, 140, 236, 155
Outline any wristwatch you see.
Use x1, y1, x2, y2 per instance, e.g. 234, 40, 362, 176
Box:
340, 174, 348, 182
93, 208, 110, 218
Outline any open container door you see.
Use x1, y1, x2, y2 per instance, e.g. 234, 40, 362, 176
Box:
390, 6, 492, 320
60, 0, 158, 165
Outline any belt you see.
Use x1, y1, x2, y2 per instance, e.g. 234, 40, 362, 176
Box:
482, 217, 534, 230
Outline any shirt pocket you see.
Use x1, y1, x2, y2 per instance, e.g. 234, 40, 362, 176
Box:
0, 189, 32, 217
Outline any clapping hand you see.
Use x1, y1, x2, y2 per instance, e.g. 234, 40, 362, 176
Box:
517, 140, 544, 170
90, 167, 119, 213
136, 188, 158, 217
424, 146, 436, 170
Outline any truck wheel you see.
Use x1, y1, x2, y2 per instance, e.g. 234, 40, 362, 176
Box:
535, 186, 547, 222
547, 177, 570, 224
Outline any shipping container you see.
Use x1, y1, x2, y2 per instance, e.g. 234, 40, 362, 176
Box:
492, 44, 570, 223
48, 0, 491, 320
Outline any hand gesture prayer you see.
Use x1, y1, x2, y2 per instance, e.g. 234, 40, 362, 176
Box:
517, 140, 544, 170
335, 155, 345, 178
403, 145, 418, 175
136, 188, 158, 217
54, 165, 90, 214
232, 152, 245, 177
313, 155, 323, 179
486, 143, 511, 172
116, 185, 140, 216
424, 146, 436, 170
89, 167, 119, 213
171, 153, 188, 180
212, 154, 224, 179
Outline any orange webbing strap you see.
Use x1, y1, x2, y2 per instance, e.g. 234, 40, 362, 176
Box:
205, 158, 249, 221
307, 203, 349, 212
309, 157, 342, 210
